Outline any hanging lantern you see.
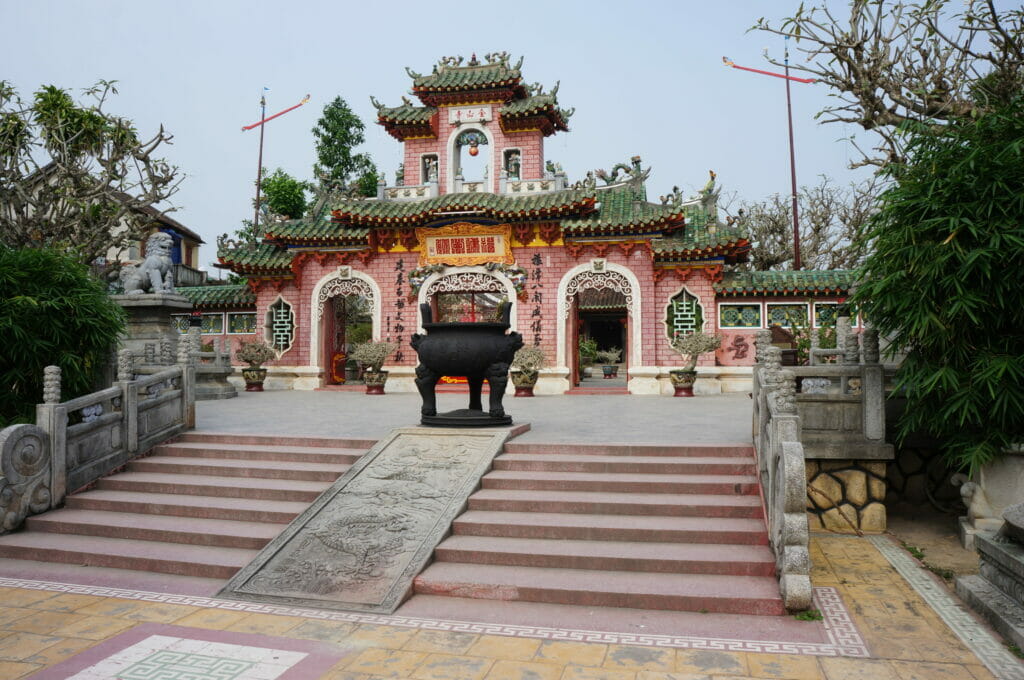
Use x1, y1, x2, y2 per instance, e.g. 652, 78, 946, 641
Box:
468, 142, 479, 157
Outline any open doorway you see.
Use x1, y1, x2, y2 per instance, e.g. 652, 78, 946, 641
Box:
323, 294, 372, 384
575, 288, 628, 388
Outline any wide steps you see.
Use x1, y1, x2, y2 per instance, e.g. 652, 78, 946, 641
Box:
494, 453, 754, 475
153, 441, 364, 465
96, 471, 328, 502
434, 535, 775, 576
65, 490, 310, 523
468, 488, 763, 518
130, 455, 348, 482
26, 508, 279, 549
502, 443, 754, 457
0, 532, 257, 579
482, 470, 758, 495
175, 432, 376, 449
414, 562, 784, 616
452, 510, 769, 545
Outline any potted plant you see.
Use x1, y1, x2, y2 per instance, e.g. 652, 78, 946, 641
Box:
349, 341, 398, 394
510, 345, 547, 397
236, 340, 277, 392
668, 332, 722, 397
595, 347, 622, 378
578, 337, 598, 380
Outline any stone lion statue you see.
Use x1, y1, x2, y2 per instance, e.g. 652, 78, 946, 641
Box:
121, 232, 175, 294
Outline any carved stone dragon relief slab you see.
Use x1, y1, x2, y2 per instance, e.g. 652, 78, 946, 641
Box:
219, 427, 511, 613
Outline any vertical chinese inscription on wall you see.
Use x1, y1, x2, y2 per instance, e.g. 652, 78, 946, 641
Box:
393, 258, 406, 362
530, 253, 544, 346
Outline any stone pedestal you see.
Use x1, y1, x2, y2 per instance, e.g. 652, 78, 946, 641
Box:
111, 293, 192, 358
957, 529, 1024, 649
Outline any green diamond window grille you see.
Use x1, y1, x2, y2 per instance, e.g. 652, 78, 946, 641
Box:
266, 298, 295, 354
767, 303, 808, 328
718, 304, 762, 328
814, 303, 839, 328
228, 312, 257, 334
171, 315, 189, 334
666, 289, 704, 339
201, 314, 224, 335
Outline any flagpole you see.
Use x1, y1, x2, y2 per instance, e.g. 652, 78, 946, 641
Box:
253, 92, 266, 234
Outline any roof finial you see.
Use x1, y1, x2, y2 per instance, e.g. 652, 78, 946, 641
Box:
469, 53, 479, 66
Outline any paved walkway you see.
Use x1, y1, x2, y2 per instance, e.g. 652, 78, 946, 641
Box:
194, 391, 754, 444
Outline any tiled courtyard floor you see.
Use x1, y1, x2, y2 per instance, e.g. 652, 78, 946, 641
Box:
1, 533, 1019, 679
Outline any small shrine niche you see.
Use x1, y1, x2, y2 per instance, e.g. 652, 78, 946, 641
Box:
421, 155, 439, 184
504, 149, 521, 179
452, 129, 489, 184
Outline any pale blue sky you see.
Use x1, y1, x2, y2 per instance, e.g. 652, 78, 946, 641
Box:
2, 0, 875, 270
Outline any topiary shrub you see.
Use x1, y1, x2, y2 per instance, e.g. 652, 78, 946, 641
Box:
0, 246, 126, 425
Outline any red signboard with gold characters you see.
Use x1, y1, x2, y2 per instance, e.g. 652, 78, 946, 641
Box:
416, 223, 514, 266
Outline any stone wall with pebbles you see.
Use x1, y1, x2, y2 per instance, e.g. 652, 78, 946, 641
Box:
806, 460, 888, 533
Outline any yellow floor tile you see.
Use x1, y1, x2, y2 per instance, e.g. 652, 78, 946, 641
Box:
286, 619, 358, 643
0, 660, 42, 679
745, 653, 822, 679
23, 636, 96, 666
27, 593, 107, 612
635, 672, 711, 680
534, 640, 607, 667
0, 607, 36, 627
819, 657, 899, 680
75, 598, 145, 618
966, 664, 999, 680
171, 608, 251, 630
4, 610, 90, 635
225, 612, 305, 636
51, 614, 136, 640
561, 666, 637, 680
122, 602, 201, 623
484, 658, 562, 680
0, 588, 58, 607
467, 635, 541, 662
603, 645, 675, 671
411, 653, 494, 680
345, 647, 427, 677
889, 660, 980, 680
674, 649, 748, 676
319, 670, 384, 680
0, 632, 63, 661
404, 629, 480, 654
344, 624, 420, 650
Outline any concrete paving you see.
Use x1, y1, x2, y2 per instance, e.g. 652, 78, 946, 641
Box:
195, 390, 755, 445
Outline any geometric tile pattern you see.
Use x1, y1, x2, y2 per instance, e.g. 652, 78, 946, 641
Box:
0, 577, 868, 658
869, 534, 1024, 680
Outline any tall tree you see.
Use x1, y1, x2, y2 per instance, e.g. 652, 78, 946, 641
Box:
738, 175, 879, 271
0, 80, 181, 264
312, 96, 377, 196
755, 0, 1023, 166
261, 167, 307, 219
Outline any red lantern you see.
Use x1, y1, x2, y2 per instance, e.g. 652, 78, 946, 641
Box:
468, 145, 479, 157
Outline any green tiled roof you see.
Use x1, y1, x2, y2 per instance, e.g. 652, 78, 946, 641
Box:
177, 284, 255, 309
377, 103, 436, 124
715, 270, 857, 296
266, 217, 371, 242
501, 94, 557, 117
329, 189, 597, 226
413, 62, 521, 92
561, 186, 685, 233
651, 224, 750, 254
216, 241, 294, 272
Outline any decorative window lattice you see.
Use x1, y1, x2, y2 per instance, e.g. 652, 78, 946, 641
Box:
200, 314, 223, 335
171, 315, 189, 334
814, 303, 839, 328
425, 272, 507, 297
317, 277, 375, 322
767, 303, 808, 328
266, 298, 295, 354
227, 312, 257, 334
719, 304, 762, 328
563, 271, 634, 313
666, 289, 704, 338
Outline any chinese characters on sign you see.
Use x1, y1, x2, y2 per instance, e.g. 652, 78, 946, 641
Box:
417, 223, 515, 266
448, 106, 491, 124
530, 253, 544, 347
391, 258, 406, 362
429, 235, 500, 258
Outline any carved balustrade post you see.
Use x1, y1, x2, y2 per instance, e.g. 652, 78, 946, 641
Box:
0, 424, 52, 534
860, 328, 885, 441
754, 329, 772, 365
177, 331, 197, 429
35, 366, 65, 509
116, 349, 139, 454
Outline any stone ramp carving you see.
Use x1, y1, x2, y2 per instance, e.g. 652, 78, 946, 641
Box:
219, 427, 515, 614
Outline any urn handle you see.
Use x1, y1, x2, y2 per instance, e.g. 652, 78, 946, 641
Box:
420, 303, 433, 324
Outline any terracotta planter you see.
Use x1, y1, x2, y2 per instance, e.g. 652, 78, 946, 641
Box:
363, 370, 388, 395
602, 365, 619, 379
669, 369, 697, 397
510, 369, 538, 397
241, 367, 267, 392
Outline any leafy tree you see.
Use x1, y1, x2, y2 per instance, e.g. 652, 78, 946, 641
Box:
312, 96, 377, 196
0, 80, 181, 264
737, 175, 879, 270
261, 167, 307, 219
755, 1, 1023, 166
0, 246, 126, 425
853, 100, 1024, 476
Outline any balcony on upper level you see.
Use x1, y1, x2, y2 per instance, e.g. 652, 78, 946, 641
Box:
375, 168, 569, 202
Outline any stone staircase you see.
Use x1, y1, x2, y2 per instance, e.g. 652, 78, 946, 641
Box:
414, 441, 784, 616
0, 433, 372, 579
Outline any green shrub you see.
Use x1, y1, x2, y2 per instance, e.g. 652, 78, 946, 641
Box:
0, 246, 125, 425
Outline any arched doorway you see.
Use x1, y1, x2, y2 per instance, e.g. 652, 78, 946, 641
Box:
315, 275, 376, 385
